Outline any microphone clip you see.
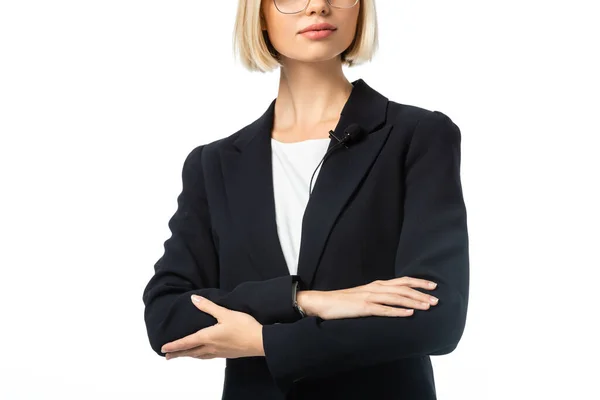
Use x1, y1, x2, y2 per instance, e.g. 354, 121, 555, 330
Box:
328, 130, 349, 149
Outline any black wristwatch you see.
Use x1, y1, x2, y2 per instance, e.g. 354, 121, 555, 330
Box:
292, 279, 306, 318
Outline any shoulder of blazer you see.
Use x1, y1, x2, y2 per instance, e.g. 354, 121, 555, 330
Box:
387, 100, 434, 128
386, 100, 460, 143
181, 128, 244, 174
196, 119, 257, 161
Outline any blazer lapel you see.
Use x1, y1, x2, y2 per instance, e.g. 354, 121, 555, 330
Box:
220, 79, 392, 288
299, 80, 391, 288
220, 100, 289, 281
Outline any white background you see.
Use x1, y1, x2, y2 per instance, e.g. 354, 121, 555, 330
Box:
1, 1, 598, 399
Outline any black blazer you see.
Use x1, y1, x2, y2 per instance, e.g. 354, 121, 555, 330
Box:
142, 78, 470, 400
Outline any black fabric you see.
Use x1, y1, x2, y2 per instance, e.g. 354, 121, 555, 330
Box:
142, 78, 469, 400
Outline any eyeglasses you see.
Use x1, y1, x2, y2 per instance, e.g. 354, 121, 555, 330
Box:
274, 0, 359, 15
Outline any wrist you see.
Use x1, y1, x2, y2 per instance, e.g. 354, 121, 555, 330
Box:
256, 325, 265, 356
296, 290, 321, 318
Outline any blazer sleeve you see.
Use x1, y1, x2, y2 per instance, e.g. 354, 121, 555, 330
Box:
142, 145, 302, 357
261, 111, 470, 393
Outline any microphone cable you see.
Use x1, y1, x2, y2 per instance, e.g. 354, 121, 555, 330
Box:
308, 123, 366, 197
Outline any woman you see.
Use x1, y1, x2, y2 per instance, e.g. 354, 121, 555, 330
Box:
142, 0, 469, 399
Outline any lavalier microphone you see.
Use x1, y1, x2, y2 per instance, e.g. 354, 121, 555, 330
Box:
308, 123, 366, 197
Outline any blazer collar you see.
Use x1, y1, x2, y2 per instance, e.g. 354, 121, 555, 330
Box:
220, 78, 392, 288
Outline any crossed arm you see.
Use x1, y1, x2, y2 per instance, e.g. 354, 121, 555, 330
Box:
260, 111, 469, 392
142, 145, 302, 357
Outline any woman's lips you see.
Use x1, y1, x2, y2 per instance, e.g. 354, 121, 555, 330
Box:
300, 29, 336, 39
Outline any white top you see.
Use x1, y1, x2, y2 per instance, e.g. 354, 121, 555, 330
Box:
271, 137, 330, 275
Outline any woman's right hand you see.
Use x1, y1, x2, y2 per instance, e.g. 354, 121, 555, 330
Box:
298, 277, 439, 320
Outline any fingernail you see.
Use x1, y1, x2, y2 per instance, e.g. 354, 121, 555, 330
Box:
406, 309, 414, 313
429, 282, 437, 288
430, 296, 438, 304
191, 295, 204, 303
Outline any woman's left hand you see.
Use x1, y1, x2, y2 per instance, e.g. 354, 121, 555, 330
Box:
161, 295, 265, 360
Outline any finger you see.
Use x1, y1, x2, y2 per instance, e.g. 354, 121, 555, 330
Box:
393, 286, 439, 305
191, 295, 227, 320
368, 285, 438, 306
367, 292, 433, 310
366, 302, 414, 317
166, 344, 208, 360
382, 276, 437, 290
371, 283, 439, 306
194, 349, 218, 360
161, 329, 210, 353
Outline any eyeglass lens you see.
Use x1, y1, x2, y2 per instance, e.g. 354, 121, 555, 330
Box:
275, 0, 358, 14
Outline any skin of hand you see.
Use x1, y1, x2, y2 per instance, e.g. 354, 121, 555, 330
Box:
161, 295, 265, 360
297, 276, 439, 320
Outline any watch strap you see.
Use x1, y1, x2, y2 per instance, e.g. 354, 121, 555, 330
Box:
292, 280, 306, 318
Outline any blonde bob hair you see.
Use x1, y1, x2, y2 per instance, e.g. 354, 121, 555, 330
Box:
233, 0, 378, 72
